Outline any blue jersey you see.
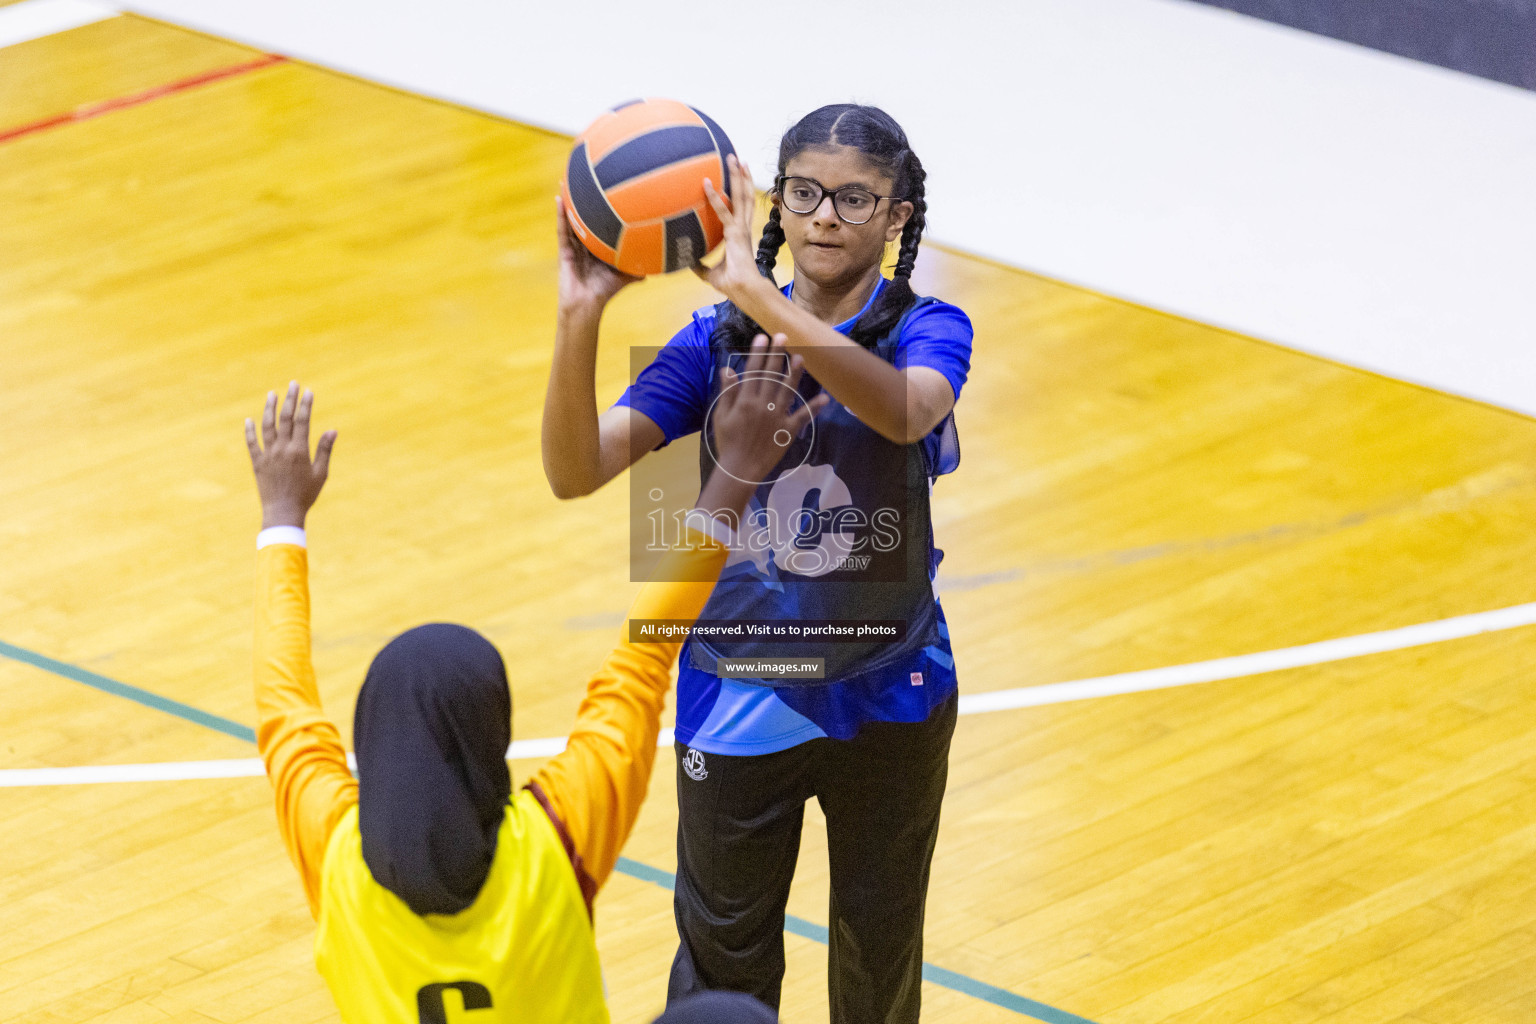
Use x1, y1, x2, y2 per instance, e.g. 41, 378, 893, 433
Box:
616, 280, 973, 754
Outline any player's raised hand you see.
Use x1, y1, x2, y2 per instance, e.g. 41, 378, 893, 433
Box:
556, 195, 640, 311
710, 333, 829, 484
693, 154, 763, 301
245, 382, 337, 529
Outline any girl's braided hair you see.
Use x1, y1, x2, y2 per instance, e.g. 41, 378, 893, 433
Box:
713, 104, 927, 352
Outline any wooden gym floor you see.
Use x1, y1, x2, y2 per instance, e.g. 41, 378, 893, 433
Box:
3, 12, 1535, 1024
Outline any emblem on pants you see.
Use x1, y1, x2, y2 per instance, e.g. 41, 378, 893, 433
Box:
683, 748, 708, 781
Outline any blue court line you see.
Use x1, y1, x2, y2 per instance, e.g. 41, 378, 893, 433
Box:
5, 637, 1097, 1023
0, 639, 256, 744
613, 857, 1099, 1024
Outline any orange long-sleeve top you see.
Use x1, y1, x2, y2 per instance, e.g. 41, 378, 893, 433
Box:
253, 536, 726, 918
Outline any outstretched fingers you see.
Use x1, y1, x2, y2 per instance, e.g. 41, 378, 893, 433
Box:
780, 351, 826, 432
739, 333, 771, 378
701, 176, 733, 234
250, 383, 334, 468
785, 353, 806, 392
293, 388, 314, 448
727, 155, 757, 230
788, 391, 830, 435
244, 418, 261, 463
313, 429, 338, 480
261, 391, 278, 448
747, 334, 779, 402
276, 381, 299, 442
704, 157, 757, 238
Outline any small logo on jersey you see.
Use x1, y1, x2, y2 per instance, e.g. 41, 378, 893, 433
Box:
683, 748, 708, 781
910, 672, 924, 686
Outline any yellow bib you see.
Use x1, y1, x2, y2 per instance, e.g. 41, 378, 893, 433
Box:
314, 789, 610, 1024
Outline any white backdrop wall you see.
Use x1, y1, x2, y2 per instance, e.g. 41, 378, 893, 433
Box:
122, 0, 1536, 417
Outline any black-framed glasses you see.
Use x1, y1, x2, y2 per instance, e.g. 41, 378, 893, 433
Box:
775, 175, 900, 225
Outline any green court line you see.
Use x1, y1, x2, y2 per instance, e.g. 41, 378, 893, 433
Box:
4, 636, 1095, 1023
0, 639, 256, 744
613, 857, 1100, 1024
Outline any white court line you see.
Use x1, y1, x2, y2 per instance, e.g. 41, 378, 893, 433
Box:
0, 740, 574, 788
3, 602, 1533, 787
0, 0, 117, 49
0, 758, 267, 787
957, 600, 1536, 714
509, 736, 571, 760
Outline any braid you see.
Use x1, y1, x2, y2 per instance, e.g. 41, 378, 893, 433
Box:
755, 205, 785, 281
712, 210, 786, 352
849, 148, 926, 348
893, 150, 926, 282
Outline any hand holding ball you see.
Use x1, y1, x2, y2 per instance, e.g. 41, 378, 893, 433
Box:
561, 99, 737, 277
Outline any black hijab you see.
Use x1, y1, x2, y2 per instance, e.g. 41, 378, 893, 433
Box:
354, 623, 511, 916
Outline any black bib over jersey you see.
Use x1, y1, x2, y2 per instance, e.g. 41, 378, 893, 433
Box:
688, 297, 959, 686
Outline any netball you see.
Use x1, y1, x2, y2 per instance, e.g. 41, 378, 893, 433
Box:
560, 98, 737, 277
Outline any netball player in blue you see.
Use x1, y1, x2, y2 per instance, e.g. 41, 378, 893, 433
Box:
544, 104, 972, 1023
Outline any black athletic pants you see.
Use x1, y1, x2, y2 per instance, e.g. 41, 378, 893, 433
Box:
667, 694, 958, 1024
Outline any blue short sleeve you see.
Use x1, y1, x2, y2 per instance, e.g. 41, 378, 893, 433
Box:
613, 309, 717, 446
894, 300, 973, 403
